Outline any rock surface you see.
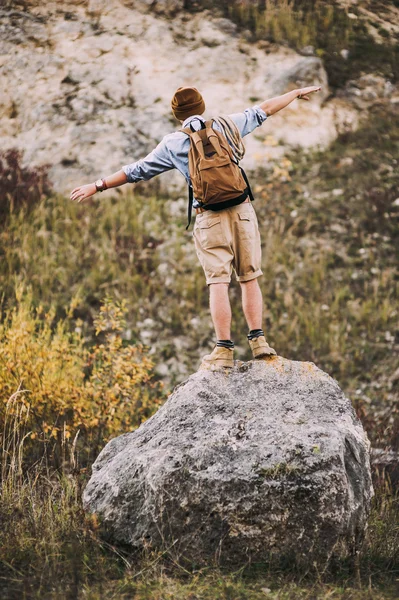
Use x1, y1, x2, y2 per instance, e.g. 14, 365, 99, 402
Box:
1, 2, 397, 196
83, 356, 374, 567
2, 1, 381, 196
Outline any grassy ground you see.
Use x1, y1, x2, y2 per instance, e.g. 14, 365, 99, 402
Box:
0, 464, 398, 599
0, 92, 398, 599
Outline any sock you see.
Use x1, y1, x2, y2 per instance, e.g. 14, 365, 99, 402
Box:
247, 329, 264, 340
216, 339, 234, 349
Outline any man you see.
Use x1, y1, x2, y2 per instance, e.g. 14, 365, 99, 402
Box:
70, 84, 321, 369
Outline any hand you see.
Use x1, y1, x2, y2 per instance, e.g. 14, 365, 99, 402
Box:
70, 183, 97, 203
297, 86, 322, 101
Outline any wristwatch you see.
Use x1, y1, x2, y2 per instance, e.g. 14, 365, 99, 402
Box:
95, 178, 107, 192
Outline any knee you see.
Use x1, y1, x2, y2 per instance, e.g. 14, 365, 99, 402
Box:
208, 283, 230, 290
240, 278, 259, 290
209, 282, 230, 301
209, 282, 230, 291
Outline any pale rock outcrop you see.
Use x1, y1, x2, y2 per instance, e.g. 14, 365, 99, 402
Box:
1, 2, 361, 195
83, 357, 374, 567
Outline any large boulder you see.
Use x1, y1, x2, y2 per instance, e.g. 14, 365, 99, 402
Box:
83, 357, 374, 567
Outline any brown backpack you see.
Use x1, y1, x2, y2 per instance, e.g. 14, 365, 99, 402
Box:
181, 118, 254, 228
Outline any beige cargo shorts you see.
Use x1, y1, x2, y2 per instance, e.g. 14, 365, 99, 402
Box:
193, 200, 263, 285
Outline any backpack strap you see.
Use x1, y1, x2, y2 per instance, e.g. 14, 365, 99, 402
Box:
180, 126, 192, 136
180, 118, 206, 134
186, 185, 194, 230
239, 166, 254, 201
181, 122, 206, 230
206, 129, 226, 159
190, 119, 206, 132
180, 118, 207, 135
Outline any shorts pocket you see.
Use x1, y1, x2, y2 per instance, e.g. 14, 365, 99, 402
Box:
197, 215, 226, 250
236, 210, 255, 240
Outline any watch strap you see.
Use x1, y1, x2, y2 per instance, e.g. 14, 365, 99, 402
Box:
95, 178, 108, 192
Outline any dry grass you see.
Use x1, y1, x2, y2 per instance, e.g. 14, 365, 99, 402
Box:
0, 416, 398, 598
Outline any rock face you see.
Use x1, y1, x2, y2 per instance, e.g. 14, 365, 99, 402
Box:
83, 357, 374, 567
1, 1, 360, 195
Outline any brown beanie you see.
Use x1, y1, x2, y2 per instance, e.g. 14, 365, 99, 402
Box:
171, 86, 205, 121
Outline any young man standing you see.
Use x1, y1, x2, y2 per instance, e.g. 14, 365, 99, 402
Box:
70, 84, 321, 369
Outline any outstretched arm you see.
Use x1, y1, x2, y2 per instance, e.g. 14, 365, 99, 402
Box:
228, 85, 322, 138
260, 86, 321, 116
70, 136, 174, 204
70, 170, 127, 203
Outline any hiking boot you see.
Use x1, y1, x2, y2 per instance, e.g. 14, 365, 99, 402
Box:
200, 345, 234, 370
248, 335, 277, 359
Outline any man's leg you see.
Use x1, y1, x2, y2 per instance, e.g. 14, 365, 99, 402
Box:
240, 278, 262, 331
200, 283, 234, 369
231, 202, 276, 358
209, 283, 231, 339
192, 209, 235, 369
240, 277, 276, 358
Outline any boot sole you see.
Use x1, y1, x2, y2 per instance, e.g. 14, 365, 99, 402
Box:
253, 349, 277, 358
200, 360, 234, 369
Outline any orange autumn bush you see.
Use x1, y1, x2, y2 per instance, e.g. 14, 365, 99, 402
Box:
0, 287, 165, 467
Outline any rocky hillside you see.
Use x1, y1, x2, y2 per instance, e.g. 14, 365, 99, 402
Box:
1, 0, 397, 195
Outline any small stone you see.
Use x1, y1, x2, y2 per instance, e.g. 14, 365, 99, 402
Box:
363, 89, 378, 101
143, 0, 184, 16
332, 188, 344, 197
97, 37, 114, 53
155, 363, 169, 377
123, 328, 132, 341
384, 81, 394, 97
300, 45, 315, 56
198, 21, 228, 47
338, 157, 353, 168
86, 46, 102, 59
24, 22, 49, 45
140, 330, 153, 344
143, 317, 155, 327
214, 18, 237, 35
87, 0, 108, 18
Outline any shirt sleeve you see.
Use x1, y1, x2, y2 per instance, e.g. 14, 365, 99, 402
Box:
227, 105, 268, 137
122, 137, 174, 183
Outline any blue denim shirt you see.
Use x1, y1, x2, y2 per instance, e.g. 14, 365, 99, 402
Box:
122, 105, 268, 207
